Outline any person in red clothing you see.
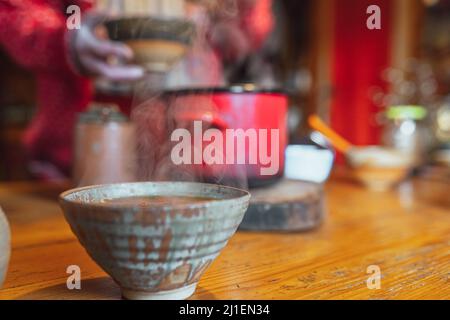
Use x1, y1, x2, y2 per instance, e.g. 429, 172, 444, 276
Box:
0, 0, 145, 179
0, 0, 273, 180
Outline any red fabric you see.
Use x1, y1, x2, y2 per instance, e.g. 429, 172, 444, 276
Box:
239, 0, 274, 51
210, 0, 274, 61
330, 0, 392, 150
0, 0, 93, 175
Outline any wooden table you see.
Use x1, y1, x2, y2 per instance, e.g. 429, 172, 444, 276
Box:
0, 174, 449, 300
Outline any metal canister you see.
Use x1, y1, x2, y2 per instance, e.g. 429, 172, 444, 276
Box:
73, 104, 137, 187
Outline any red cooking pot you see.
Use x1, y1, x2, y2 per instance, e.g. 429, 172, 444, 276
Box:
164, 85, 288, 188
94, 83, 288, 187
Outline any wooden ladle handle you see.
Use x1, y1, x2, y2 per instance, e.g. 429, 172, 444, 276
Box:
308, 115, 353, 154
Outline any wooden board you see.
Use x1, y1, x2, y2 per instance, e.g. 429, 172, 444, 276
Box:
240, 180, 325, 231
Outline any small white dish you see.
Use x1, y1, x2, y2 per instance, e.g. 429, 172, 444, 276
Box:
285, 144, 335, 183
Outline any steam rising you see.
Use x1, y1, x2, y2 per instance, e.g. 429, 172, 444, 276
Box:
128, 0, 248, 190
76, 1, 252, 189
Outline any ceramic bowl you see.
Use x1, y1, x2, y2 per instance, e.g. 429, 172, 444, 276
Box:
104, 17, 195, 72
347, 146, 415, 191
59, 182, 250, 300
0, 207, 11, 288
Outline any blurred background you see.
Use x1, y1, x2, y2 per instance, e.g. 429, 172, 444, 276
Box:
0, 0, 449, 182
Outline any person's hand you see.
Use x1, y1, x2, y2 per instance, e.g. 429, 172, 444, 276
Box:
67, 13, 144, 81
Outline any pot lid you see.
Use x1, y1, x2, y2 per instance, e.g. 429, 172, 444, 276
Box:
164, 84, 286, 95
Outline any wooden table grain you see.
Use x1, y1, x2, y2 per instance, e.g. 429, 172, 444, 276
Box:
0, 174, 449, 300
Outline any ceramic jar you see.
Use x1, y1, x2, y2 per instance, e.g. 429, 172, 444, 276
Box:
73, 104, 137, 187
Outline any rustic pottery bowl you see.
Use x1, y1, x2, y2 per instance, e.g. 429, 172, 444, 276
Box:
347, 146, 415, 191
104, 17, 195, 72
0, 206, 11, 288
59, 182, 250, 300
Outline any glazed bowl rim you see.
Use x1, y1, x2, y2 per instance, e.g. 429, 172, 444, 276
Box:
59, 181, 251, 211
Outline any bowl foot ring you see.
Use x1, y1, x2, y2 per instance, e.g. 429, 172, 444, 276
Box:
121, 283, 197, 300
